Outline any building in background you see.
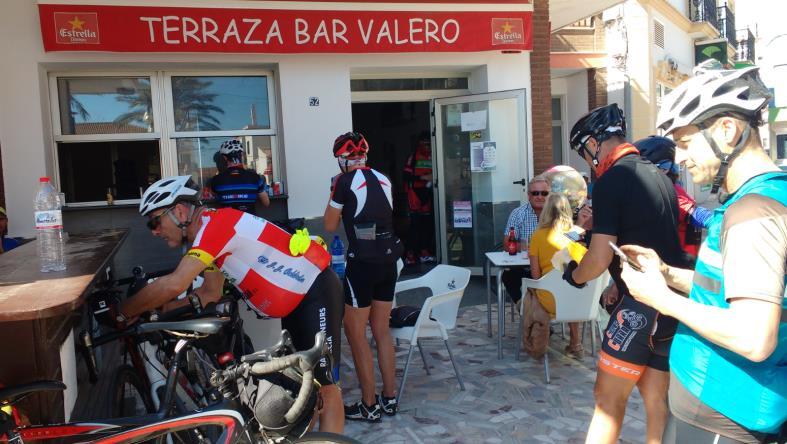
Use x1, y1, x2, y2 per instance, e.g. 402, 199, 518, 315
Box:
0, 0, 629, 274
550, 0, 756, 204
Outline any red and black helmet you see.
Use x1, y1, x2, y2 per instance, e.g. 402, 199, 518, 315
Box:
332, 132, 369, 158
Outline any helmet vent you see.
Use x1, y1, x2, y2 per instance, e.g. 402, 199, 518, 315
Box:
153, 192, 171, 204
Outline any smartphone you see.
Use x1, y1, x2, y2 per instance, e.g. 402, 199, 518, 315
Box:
608, 241, 643, 272
564, 231, 582, 242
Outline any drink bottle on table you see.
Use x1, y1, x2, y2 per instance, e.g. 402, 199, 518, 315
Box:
34, 177, 66, 272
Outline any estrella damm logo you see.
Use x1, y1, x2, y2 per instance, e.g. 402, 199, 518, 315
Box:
54, 12, 100, 45
491, 18, 524, 46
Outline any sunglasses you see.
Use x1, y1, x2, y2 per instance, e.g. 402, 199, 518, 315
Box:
147, 206, 174, 231
529, 191, 549, 197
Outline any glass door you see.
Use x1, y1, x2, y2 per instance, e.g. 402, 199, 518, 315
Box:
434, 90, 529, 270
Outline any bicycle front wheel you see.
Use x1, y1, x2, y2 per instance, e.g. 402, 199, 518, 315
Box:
292, 432, 363, 444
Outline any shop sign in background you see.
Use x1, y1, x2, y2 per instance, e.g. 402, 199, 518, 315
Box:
39, 4, 533, 53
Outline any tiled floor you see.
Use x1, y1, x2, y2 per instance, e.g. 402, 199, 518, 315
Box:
340, 303, 646, 444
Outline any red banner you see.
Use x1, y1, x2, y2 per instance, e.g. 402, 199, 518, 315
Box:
38, 4, 532, 53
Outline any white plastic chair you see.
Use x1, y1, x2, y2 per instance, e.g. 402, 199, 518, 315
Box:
391, 265, 471, 403
516, 269, 610, 383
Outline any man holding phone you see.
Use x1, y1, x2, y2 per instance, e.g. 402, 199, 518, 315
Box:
563, 104, 689, 444
620, 65, 786, 443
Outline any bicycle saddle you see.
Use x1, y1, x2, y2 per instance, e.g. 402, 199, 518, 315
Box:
0, 381, 66, 406
137, 317, 230, 335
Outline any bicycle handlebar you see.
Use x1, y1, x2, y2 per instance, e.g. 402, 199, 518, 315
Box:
210, 331, 327, 425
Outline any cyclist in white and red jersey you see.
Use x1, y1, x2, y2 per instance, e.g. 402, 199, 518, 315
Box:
119, 175, 345, 433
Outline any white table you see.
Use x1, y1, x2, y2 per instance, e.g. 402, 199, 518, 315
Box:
485, 251, 530, 359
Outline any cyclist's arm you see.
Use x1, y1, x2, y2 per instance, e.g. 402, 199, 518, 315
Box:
324, 205, 341, 232
651, 291, 780, 362
661, 263, 694, 294
571, 232, 614, 284
119, 256, 207, 318
258, 191, 270, 207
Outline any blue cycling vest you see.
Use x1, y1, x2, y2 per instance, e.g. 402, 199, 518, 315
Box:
670, 172, 787, 433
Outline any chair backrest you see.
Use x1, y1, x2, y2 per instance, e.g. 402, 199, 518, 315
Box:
523, 269, 610, 323
396, 265, 471, 331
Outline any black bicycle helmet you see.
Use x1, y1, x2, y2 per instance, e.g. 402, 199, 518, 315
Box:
634, 136, 676, 166
569, 104, 627, 166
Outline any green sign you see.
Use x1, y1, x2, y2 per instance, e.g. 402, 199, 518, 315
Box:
695, 40, 728, 66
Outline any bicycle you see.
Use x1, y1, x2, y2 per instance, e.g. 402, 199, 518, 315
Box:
81, 266, 254, 419
1, 323, 359, 444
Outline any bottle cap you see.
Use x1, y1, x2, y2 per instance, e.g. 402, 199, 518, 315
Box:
39, 177, 50, 182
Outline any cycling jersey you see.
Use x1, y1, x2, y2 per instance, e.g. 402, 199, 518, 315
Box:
209, 166, 266, 216
187, 208, 330, 318
329, 168, 402, 264
670, 172, 787, 434
592, 148, 690, 380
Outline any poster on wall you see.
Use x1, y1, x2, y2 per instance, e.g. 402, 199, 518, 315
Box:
453, 201, 472, 228
460, 110, 487, 132
470, 141, 497, 172
446, 104, 462, 127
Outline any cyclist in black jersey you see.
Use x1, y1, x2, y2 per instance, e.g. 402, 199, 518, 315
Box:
324, 132, 403, 423
563, 104, 690, 444
208, 139, 270, 215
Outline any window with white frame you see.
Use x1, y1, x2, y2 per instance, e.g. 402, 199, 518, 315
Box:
51, 71, 278, 205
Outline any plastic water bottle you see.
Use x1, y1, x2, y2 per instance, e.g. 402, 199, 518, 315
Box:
330, 235, 345, 279
34, 177, 66, 272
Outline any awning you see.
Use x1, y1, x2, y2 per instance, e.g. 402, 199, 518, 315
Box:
550, 0, 625, 30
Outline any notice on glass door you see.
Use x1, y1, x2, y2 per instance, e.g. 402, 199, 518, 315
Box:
453, 201, 473, 228
470, 141, 497, 172
460, 110, 487, 132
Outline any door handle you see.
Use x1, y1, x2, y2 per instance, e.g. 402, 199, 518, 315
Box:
512, 179, 527, 186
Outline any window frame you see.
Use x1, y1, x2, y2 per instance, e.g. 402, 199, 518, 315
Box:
162, 70, 280, 190
48, 69, 280, 206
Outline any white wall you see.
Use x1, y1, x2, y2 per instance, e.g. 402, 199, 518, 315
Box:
0, 0, 52, 238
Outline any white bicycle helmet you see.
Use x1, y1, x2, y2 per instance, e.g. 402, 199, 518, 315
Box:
657, 63, 771, 196
139, 175, 199, 216
219, 139, 244, 160
656, 64, 770, 136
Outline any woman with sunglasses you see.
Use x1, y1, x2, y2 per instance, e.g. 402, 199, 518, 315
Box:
523, 192, 588, 359
500, 176, 549, 305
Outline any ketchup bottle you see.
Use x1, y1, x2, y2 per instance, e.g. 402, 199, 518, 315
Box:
507, 227, 518, 255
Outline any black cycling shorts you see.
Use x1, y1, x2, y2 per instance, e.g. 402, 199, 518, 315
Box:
281, 268, 343, 386
598, 294, 676, 381
343, 260, 398, 308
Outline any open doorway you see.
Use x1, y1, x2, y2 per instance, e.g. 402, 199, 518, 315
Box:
351, 101, 436, 266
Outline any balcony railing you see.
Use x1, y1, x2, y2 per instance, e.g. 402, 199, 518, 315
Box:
689, 0, 719, 31
736, 28, 756, 62
717, 4, 738, 49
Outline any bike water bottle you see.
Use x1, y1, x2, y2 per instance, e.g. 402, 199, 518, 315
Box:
507, 227, 518, 256
34, 177, 66, 272
330, 235, 346, 279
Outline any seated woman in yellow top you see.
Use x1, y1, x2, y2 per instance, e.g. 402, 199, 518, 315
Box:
528, 193, 587, 358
